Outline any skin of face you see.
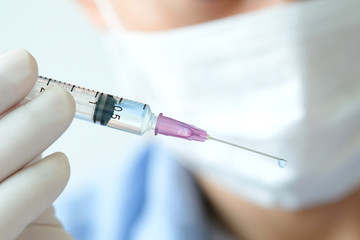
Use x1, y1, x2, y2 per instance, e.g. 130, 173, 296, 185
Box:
76, 1, 360, 239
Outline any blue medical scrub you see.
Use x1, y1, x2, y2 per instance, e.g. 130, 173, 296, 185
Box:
56, 143, 209, 240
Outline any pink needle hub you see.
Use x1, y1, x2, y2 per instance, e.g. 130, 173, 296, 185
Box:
155, 113, 208, 142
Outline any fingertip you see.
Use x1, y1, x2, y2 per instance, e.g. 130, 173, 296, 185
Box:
0, 49, 38, 112
40, 152, 71, 189
42, 85, 76, 128
16, 48, 38, 81
16, 49, 38, 96
62, 87, 76, 117
52, 85, 76, 114
4, 48, 38, 89
50, 152, 71, 184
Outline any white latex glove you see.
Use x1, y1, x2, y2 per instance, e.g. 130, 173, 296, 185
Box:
0, 49, 75, 240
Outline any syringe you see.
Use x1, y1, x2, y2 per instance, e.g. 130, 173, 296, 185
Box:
27, 76, 208, 141
26, 76, 287, 167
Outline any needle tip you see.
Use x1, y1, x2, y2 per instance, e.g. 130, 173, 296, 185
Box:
208, 135, 287, 167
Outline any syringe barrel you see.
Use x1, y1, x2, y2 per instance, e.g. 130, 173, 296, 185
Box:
26, 76, 157, 135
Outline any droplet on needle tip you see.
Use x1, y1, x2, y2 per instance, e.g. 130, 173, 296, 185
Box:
207, 135, 287, 168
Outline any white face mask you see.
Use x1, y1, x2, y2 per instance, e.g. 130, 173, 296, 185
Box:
96, 0, 360, 210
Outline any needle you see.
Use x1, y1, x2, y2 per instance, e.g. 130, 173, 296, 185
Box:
208, 135, 287, 167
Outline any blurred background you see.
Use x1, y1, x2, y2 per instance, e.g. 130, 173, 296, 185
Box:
0, 0, 144, 235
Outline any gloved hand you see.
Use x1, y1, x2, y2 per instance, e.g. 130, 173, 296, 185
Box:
0, 49, 75, 240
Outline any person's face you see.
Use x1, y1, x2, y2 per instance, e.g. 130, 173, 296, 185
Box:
77, 0, 295, 31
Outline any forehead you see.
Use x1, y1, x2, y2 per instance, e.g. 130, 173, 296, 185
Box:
78, 0, 297, 31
